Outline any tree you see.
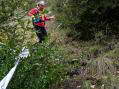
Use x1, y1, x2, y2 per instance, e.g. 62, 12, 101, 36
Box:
50, 0, 119, 40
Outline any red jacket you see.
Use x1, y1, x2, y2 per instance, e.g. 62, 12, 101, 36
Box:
28, 8, 50, 27
28, 8, 39, 16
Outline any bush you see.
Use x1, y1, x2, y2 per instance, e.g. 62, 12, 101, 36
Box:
50, 0, 119, 40
0, 0, 66, 89
7, 42, 65, 89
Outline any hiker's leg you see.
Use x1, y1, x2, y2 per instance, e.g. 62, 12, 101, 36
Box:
34, 25, 42, 43
37, 27, 46, 43
34, 26, 47, 43
36, 31, 42, 43
40, 27, 47, 41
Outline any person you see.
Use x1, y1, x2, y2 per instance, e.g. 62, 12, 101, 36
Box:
28, 1, 54, 43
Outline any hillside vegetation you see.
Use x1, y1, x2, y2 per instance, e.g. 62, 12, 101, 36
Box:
0, 0, 119, 89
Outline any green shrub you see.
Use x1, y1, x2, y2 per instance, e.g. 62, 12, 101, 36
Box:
50, 0, 119, 40
0, 0, 66, 89
7, 42, 65, 89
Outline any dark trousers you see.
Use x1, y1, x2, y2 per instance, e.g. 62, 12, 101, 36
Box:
34, 25, 47, 43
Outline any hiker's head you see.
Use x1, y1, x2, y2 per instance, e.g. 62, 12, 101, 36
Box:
37, 1, 47, 11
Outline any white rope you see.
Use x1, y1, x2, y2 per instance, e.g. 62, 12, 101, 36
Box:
0, 47, 30, 89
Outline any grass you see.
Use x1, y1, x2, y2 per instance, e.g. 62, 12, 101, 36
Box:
1, 15, 119, 89
46, 21, 119, 89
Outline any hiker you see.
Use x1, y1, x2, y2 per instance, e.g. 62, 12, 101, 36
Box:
28, 1, 55, 43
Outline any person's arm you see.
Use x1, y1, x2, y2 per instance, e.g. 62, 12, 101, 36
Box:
28, 8, 37, 17
49, 15, 55, 19
28, 10, 33, 16
44, 15, 55, 21
44, 15, 50, 21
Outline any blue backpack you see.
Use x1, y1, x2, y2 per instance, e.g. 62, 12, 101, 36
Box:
33, 17, 42, 23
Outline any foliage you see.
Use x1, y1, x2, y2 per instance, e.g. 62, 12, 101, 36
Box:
0, 43, 20, 79
0, 0, 119, 89
50, 0, 119, 40
0, 0, 35, 45
6, 42, 66, 89
0, 0, 33, 80
0, 0, 66, 89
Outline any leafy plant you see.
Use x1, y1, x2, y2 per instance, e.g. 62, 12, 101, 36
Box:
50, 0, 119, 40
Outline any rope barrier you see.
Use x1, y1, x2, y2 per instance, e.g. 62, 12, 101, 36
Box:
0, 47, 30, 89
